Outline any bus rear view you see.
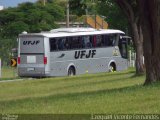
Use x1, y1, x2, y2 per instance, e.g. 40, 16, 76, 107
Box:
18, 33, 50, 77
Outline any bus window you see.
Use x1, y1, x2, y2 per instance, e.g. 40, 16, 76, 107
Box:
82, 36, 92, 48
89, 36, 94, 47
103, 34, 117, 47
93, 36, 96, 47
102, 35, 108, 46
101, 35, 106, 47
96, 35, 102, 47
70, 36, 82, 49
57, 38, 66, 50
50, 38, 58, 51
64, 38, 70, 50
50, 37, 68, 51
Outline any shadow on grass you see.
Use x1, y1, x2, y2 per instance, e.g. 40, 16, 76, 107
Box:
0, 83, 143, 104
1, 82, 160, 111
130, 73, 145, 78
44, 84, 145, 102
43, 74, 140, 93
0, 69, 140, 103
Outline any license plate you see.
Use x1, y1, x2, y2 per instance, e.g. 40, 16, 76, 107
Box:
27, 68, 35, 71
27, 56, 36, 63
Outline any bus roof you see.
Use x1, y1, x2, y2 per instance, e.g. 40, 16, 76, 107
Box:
19, 28, 125, 38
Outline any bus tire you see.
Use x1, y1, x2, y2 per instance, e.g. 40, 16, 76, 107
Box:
68, 66, 76, 76
109, 63, 116, 72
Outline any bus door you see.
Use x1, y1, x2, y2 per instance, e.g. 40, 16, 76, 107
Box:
118, 36, 131, 59
18, 36, 49, 77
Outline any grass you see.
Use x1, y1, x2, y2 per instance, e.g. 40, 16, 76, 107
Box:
0, 68, 160, 114
0, 66, 18, 79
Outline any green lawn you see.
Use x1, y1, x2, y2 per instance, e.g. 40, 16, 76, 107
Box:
1, 66, 18, 79
0, 68, 160, 114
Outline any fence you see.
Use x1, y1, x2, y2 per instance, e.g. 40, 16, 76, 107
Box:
128, 50, 136, 67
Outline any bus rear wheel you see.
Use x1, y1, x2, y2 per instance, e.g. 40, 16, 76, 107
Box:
109, 63, 116, 72
68, 67, 76, 76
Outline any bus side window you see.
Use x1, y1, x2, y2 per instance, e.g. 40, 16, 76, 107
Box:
82, 36, 92, 48
108, 35, 113, 46
89, 36, 94, 48
79, 37, 83, 48
103, 34, 116, 47
92, 36, 97, 47
58, 38, 66, 50
101, 35, 106, 47
50, 38, 58, 51
64, 38, 70, 50
70, 36, 81, 49
96, 35, 102, 47
103, 35, 107, 46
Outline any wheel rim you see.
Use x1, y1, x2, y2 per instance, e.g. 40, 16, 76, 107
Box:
70, 70, 74, 76
109, 65, 114, 72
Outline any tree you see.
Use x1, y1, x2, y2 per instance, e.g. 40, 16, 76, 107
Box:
4, 21, 29, 38
17, 2, 64, 32
97, 0, 129, 32
115, 0, 144, 75
115, 0, 160, 84
138, 0, 160, 84
69, 0, 87, 16
0, 1, 65, 65
0, 37, 17, 65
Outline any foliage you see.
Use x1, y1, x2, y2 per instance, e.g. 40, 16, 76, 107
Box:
97, 0, 129, 32
4, 21, 29, 38
0, 37, 17, 65
69, 0, 129, 32
0, 66, 18, 79
0, 1, 64, 65
69, 0, 100, 16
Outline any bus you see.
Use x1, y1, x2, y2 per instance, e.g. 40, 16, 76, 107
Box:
17, 28, 129, 77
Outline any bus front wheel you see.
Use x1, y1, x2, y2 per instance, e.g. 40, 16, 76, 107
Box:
68, 67, 76, 76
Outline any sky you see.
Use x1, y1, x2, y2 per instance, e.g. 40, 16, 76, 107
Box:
0, 0, 37, 8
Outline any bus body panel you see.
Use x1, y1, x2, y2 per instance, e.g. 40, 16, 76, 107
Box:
44, 37, 50, 75
49, 47, 128, 76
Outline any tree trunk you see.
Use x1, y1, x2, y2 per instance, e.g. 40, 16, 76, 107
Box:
131, 22, 145, 75
139, 0, 160, 84
115, 0, 145, 75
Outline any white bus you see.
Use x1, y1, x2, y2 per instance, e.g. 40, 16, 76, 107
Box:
17, 28, 129, 77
